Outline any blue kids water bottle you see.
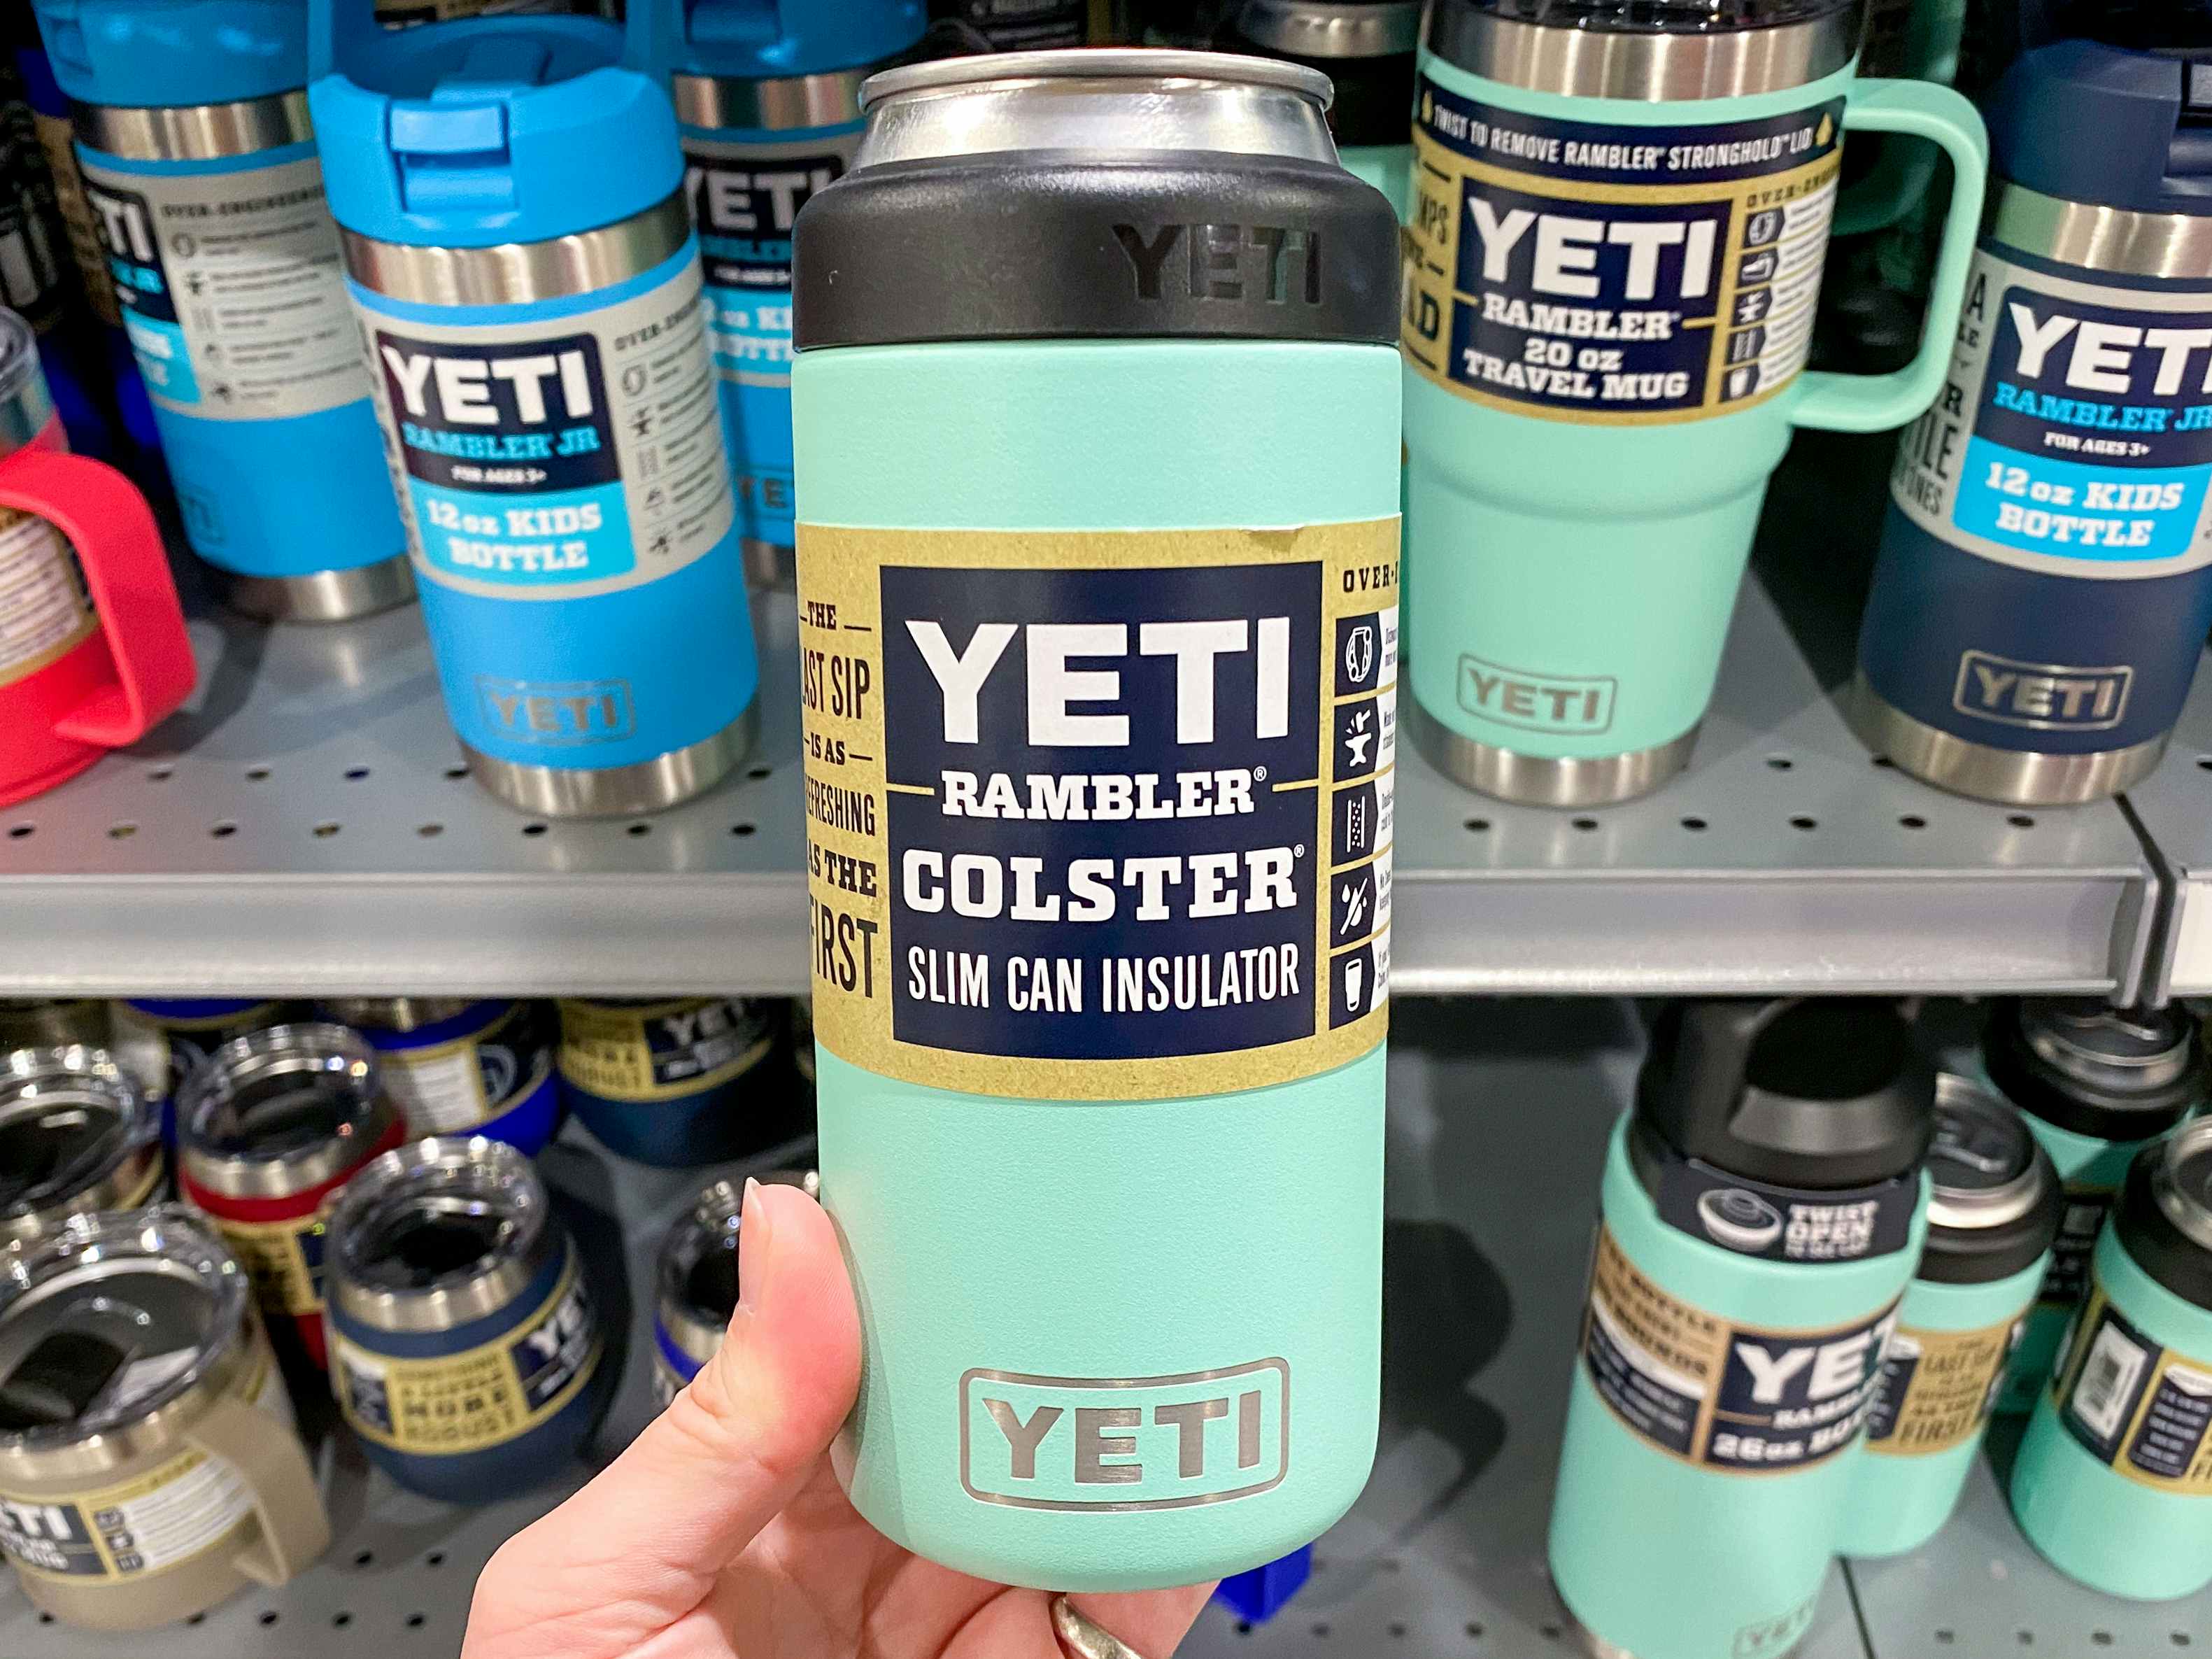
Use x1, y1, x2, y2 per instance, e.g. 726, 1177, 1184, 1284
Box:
28, 0, 413, 621
310, 3, 763, 816
627, 0, 926, 588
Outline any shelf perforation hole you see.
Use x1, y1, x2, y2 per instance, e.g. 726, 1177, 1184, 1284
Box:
1766, 755, 1794, 771
146, 764, 173, 782
1540, 1625, 1562, 1642
1464, 818, 1491, 834
2175, 1635, 2195, 1648
747, 765, 772, 780
1235, 1622, 1253, 1637
37, 1612, 52, 1624
7, 824, 31, 840
732, 822, 757, 838
108, 823, 135, 840
417, 824, 445, 839
2008, 814, 2036, 828
627, 822, 652, 838
1389, 1623, 1409, 1639
1310, 1623, 1329, 1639
406, 1613, 427, 1629
1465, 1624, 1484, 1642
345, 766, 371, 782
210, 821, 237, 839
1935, 1631, 1955, 1645
1871, 755, 1895, 769
426, 1551, 445, 1567
185, 1612, 204, 1625
334, 1612, 353, 1628
246, 765, 271, 782
313, 822, 341, 839
2017, 1633, 2034, 1646
2197, 756, 2212, 772
1790, 816, 1817, 831
1900, 815, 1927, 831
1680, 817, 1708, 832
259, 1609, 279, 1627
522, 824, 548, 838
1571, 817, 1598, 832
444, 765, 469, 781
355, 1551, 374, 1567
2093, 1635, 2113, 1648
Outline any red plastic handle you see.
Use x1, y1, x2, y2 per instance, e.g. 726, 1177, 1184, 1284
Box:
0, 442, 194, 747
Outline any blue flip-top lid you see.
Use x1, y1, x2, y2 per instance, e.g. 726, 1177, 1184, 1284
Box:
31, 0, 310, 110
1988, 38, 2212, 213
309, 10, 683, 250
623, 0, 925, 85
14, 43, 71, 118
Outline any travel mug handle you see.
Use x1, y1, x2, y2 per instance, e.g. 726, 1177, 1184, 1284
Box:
1792, 78, 1989, 435
0, 449, 193, 747
188, 1392, 332, 1587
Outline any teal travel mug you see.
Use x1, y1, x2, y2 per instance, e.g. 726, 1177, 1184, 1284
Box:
792, 48, 1399, 1590
1841, 1072, 2059, 1558
2011, 1118, 2212, 1600
1548, 998, 1933, 1659
1403, 0, 1987, 805
1982, 998, 2204, 1414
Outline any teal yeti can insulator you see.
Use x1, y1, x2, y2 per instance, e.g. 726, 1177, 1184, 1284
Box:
1403, 0, 1988, 807
1226, 3, 1418, 218
1841, 1071, 2059, 1558
2011, 1117, 2212, 1600
1548, 998, 1934, 1659
651, 1169, 814, 1407
793, 49, 1400, 1590
1983, 998, 2204, 1414
627, 1, 926, 591
28, 0, 413, 623
324, 1137, 604, 1500
310, 3, 762, 818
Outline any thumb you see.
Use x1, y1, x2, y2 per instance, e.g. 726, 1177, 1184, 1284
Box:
465, 1178, 861, 1657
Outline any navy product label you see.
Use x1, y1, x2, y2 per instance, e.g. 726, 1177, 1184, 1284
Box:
377, 1003, 555, 1137
332, 1251, 600, 1455
685, 127, 858, 383
0, 508, 94, 689
1894, 250, 2212, 593
1863, 1313, 2025, 1456
1403, 76, 1842, 424
797, 523, 1396, 1100
555, 996, 774, 1103
357, 253, 733, 602
1651, 1154, 1920, 1263
76, 150, 367, 421
1582, 1225, 1900, 1474
2053, 1280, 2212, 1493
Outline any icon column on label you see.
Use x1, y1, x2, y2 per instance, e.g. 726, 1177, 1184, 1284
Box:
1326, 607, 1395, 1027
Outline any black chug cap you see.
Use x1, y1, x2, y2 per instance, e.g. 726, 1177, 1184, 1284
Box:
1225, 2, 1419, 148
793, 48, 1401, 350
1918, 1073, 2063, 1285
2115, 1117, 2212, 1311
1633, 998, 1937, 1192
1983, 999, 2205, 1145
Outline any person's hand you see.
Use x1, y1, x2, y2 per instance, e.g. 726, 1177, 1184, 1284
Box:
462, 1178, 1217, 1659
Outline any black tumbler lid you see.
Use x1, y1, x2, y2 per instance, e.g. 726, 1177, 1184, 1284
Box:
1228, 2, 1418, 148
1919, 1073, 2063, 1285
1634, 998, 1936, 1190
2115, 1117, 2212, 1312
1983, 999, 2204, 1145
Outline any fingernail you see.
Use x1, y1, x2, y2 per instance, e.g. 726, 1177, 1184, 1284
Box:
732, 1177, 772, 1332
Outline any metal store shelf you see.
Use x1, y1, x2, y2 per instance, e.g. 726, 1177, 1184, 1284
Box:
2113, 651, 2212, 1004
0, 480, 2162, 999
10, 1001, 2201, 1659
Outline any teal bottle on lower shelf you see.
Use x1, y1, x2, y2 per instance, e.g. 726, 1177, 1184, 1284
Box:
1841, 1074, 2059, 1559
2011, 1122, 2212, 1602
792, 52, 1400, 1590
1549, 999, 1934, 1659
1979, 1000, 2205, 1415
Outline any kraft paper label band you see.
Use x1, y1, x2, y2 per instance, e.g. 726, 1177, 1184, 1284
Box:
795, 521, 1398, 1101
2055, 1282, 2212, 1494
0, 508, 95, 691
332, 1253, 599, 1457
212, 1213, 327, 1318
0, 1353, 274, 1583
555, 997, 773, 1103
1403, 76, 1841, 425
1580, 1226, 1899, 1474
1862, 1313, 2023, 1457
